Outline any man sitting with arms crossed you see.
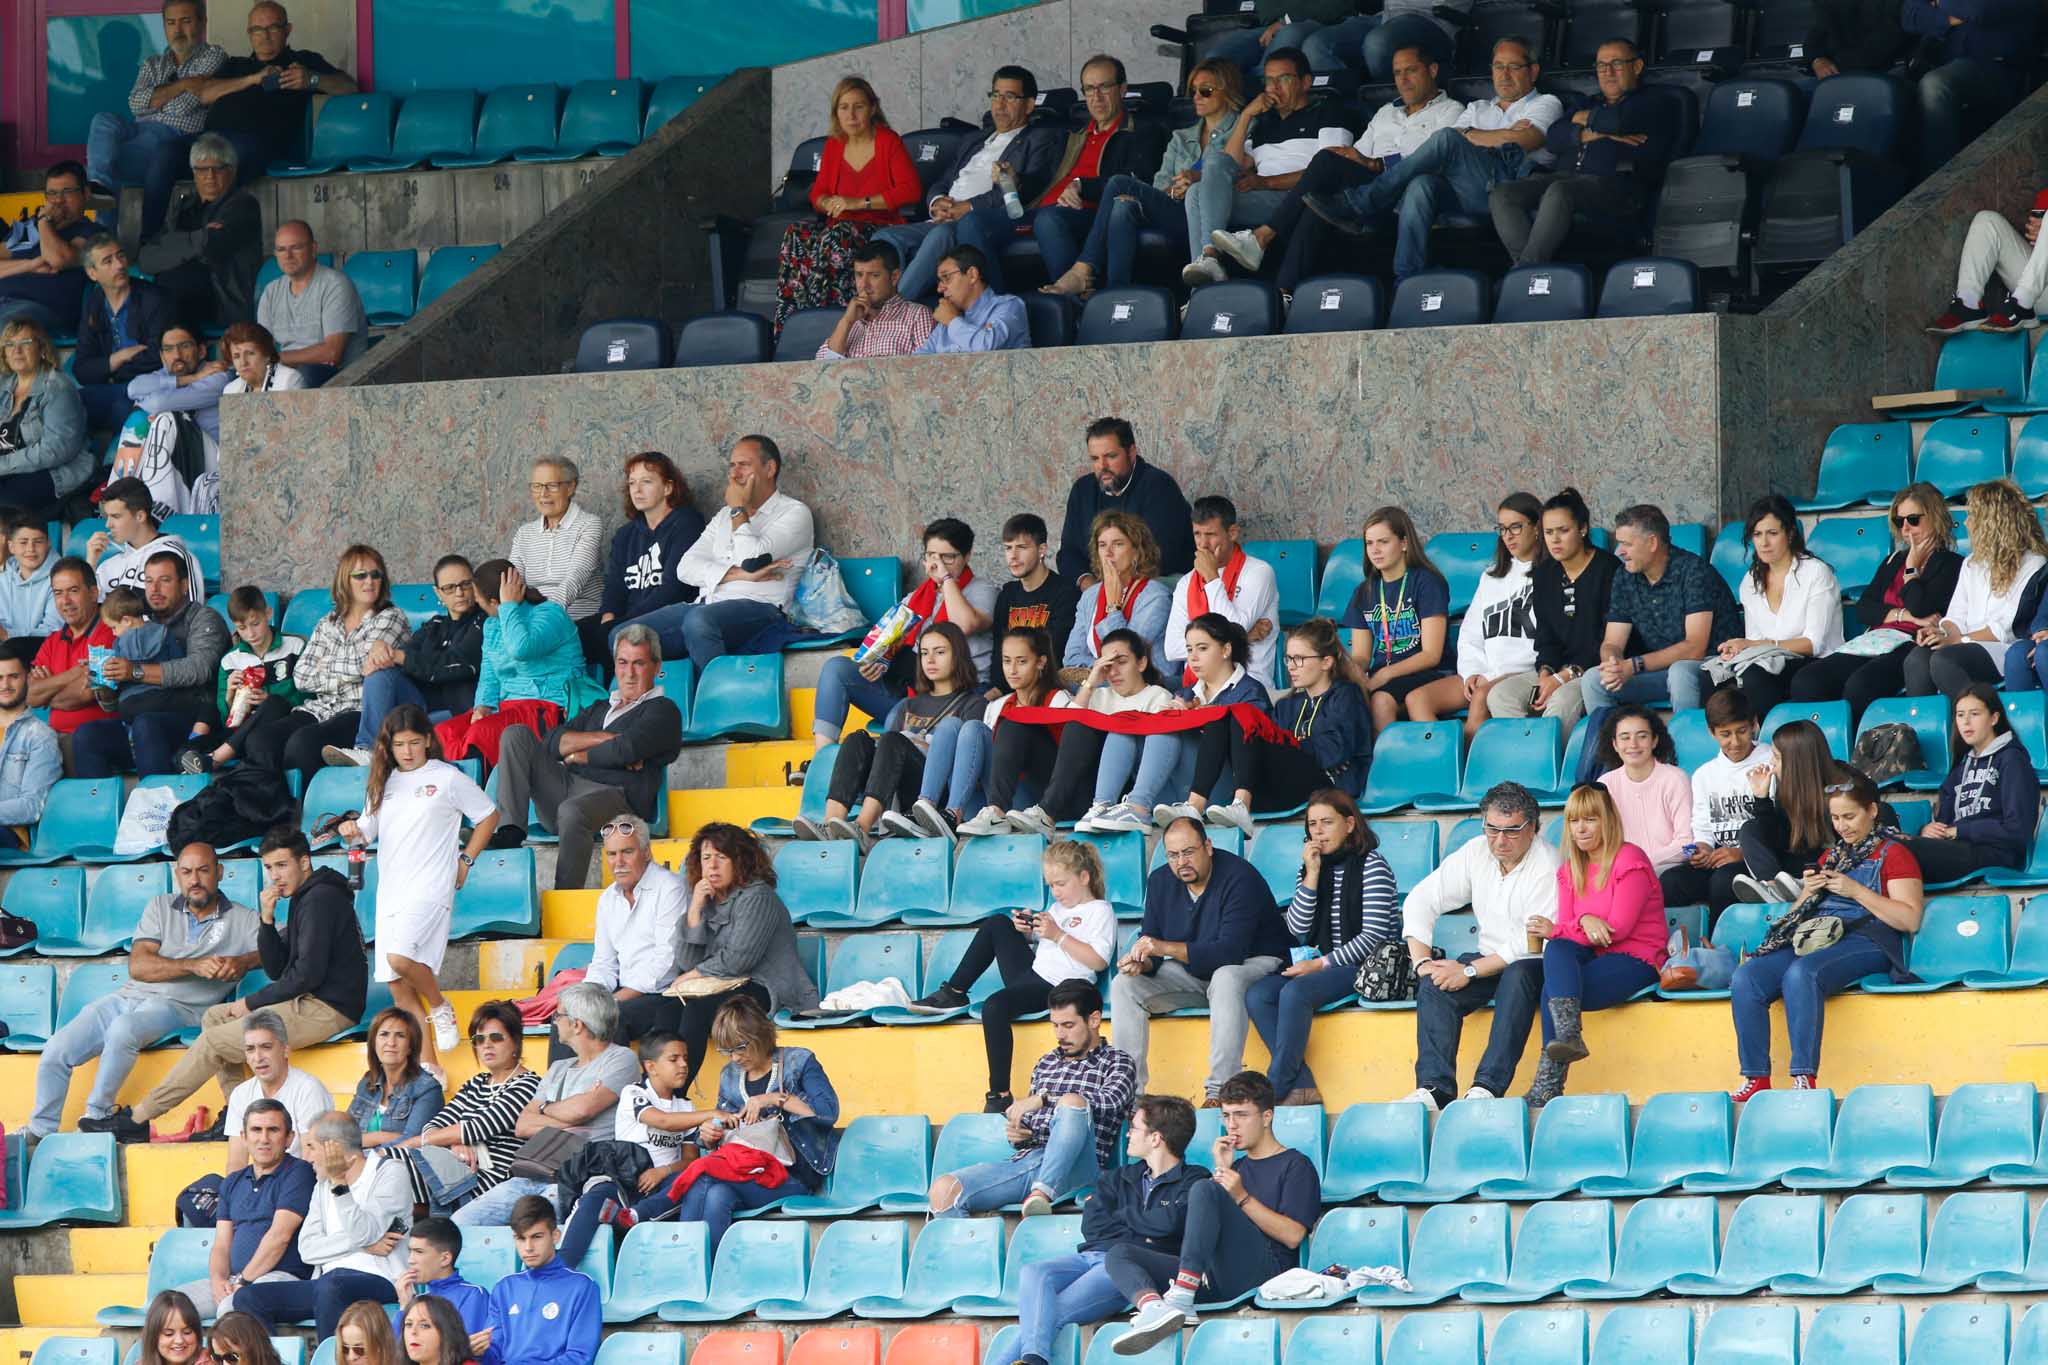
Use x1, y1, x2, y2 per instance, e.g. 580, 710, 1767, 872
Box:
931, 979, 1135, 1219
663, 436, 815, 672
816, 241, 935, 359
27, 556, 114, 763
913, 245, 1029, 353
174, 1099, 315, 1317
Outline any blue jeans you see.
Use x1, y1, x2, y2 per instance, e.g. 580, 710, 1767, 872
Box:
812, 654, 904, 742
30, 993, 187, 1136
1077, 175, 1188, 287
917, 715, 990, 814
951, 200, 1025, 291
1580, 659, 1707, 712
354, 666, 442, 748
236, 1268, 396, 1340
2005, 638, 2048, 692
1918, 59, 2021, 176
1186, 176, 1287, 266
875, 220, 948, 301
70, 704, 204, 776
1537, 939, 1659, 1042
1030, 204, 1093, 280
1246, 960, 1356, 1094
1414, 955, 1543, 1105
655, 1171, 785, 1254
1347, 127, 1526, 279
1731, 938, 1892, 1078
625, 598, 785, 673
85, 115, 193, 238
1097, 732, 1231, 810
79, 381, 135, 435
452, 1174, 553, 1226
938, 1103, 1100, 1217
1019, 1252, 1124, 1362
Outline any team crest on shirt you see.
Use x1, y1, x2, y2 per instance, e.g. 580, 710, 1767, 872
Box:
419, 785, 438, 798
542, 1302, 560, 1320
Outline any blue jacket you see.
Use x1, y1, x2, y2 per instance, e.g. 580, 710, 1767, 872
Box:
1077, 1157, 1207, 1254
74, 278, 177, 387
1173, 668, 1271, 710
1273, 681, 1373, 797
420, 1274, 498, 1365
477, 599, 606, 713
1138, 846, 1290, 980
710, 1044, 840, 1189
3, 370, 93, 498
0, 555, 61, 638
0, 709, 61, 828
1899, 0, 2036, 64
928, 120, 1066, 215
348, 1069, 446, 1141
601, 507, 706, 622
1937, 729, 2036, 866
487, 1258, 600, 1365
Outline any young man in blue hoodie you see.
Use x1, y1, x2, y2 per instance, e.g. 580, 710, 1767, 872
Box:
399, 1217, 497, 1365
488, 1196, 601, 1365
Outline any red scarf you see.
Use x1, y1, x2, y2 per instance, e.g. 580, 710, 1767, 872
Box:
1004, 701, 1297, 748
901, 567, 974, 651
1182, 550, 1247, 685
1090, 576, 1149, 654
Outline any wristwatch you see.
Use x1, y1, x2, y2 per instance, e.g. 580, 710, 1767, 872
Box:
1462, 964, 1478, 979
309, 73, 321, 90
458, 853, 476, 868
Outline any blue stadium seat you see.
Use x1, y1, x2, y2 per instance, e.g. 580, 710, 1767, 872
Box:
688, 654, 787, 739
1389, 269, 1490, 328
851, 1215, 1001, 1317
452, 847, 539, 936
1488, 1310, 1588, 1365
1243, 538, 1317, 625
1354, 1201, 1509, 1304
99, 1227, 216, 1325
1364, 820, 1437, 894
1589, 1308, 1693, 1365
817, 837, 949, 927
271, 93, 396, 176
1708, 519, 1747, 591
2012, 414, 2048, 495
279, 589, 335, 638
1381, 1313, 1481, 1365
1686, 1087, 1837, 1193
1806, 514, 1891, 596
955, 1216, 1083, 1315
1256, 1206, 1404, 1308
1913, 416, 2009, 496
2007, 691, 2048, 770
576, 318, 671, 372
1667, 1193, 1823, 1294
300, 766, 370, 846
781, 1114, 929, 1216
343, 251, 419, 326
1183, 281, 1280, 340
30, 1342, 115, 1365
1867, 895, 2010, 987
436, 85, 559, 166
592, 1337, 682, 1365
161, 514, 219, 585
1314, 539, 1364, 619
1461, 1199, 1614, 1304
66, 774, 207, 863
1667, 523, 1709, 556
1597, 258, 1699, 317
1283, 274, 1384, 333
455, 1224, 516, 1290
1886, 1082, 2037, 1186
2016, 1305, 2048, 1362
1970, 894, 2048, 986
645, 75, 717, 137
520, 78, 646, 160
1379, 1096, 1528, 1202
1582, 1091, 1734, 1196
1667, 708, 1720, 775
38, 962, 139, 1048
1417, 717, 1561, 812
1182, 1319, 1276, 1365
1564, 1197, 1720, 1299
77, 863, 171, 957
1323, 1102, 1428, 1202
1795, 422, 1912, 510
1987, 339, 2048, 416
0, 1132, 121, 1226
1872, 1189, 2027, 1292
0, 778, 121, 868
351, 88, 478, 171
1980, 1198, 2048, 1287
1783, 1083, 1935, 1189
1773, 1191, 1926, 1293
1697, 1306, 1800, 1362
1493, 264, 1593, 323
881, 1112, 1010, 1214
675, 311, 773, 368
608, 1222, 711, 1320
1023, 293, 1079, 349
1907, 1304, 2009, 1359
1909, 330, 2031, 419
1065, 830, 1147, 918
415, 244, 502, 311
754, 1219, 905, 1320
923, 834, 1043, 927
1078, 287, 1178, 345
1360, 721, 1461, 814
659, 1218, 807, 1322
753, 746, 834, 839
1084, 1326, 1178, 1365
774, 840, 859, 925
1761, 701, 1850, 762
982, 1328, 1078, 1365
0, 965, 57, 1051
780, 932, 920, 1027
206, 588, 279, 625
1478, 1093, 1629, 1199
773, 307, 840, 362
1, 867, 85, 954
1424, 531, 1495, 616
1281, 1317, 1378, 1365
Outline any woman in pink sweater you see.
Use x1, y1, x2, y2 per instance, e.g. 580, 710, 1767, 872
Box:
1526, 782, 1669, 1107
1596, 705, 1694, 873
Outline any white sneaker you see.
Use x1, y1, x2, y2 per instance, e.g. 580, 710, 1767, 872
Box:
1462, 1085, 1497, 1101
1205, 800, 1255, 835
1397, 1087, 1441, 1112
429, 1002, 459, 1053
877, 810, 924, 840
1115, 1297, 1197, 1355
1092, 803, 1151, 833
1209, 227, 1264, 271
1180, 254, 1226, 287
321, 745, 370, 767
1152, 802, 1201, 827
1075, 801, 1115, 833
1007, 806, 1056, 837
958, 806, 1010, 837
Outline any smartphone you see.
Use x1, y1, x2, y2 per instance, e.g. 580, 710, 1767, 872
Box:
739, 553, 773, 573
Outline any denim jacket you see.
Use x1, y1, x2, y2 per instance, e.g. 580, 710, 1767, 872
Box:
711, 1045, 840, 1188
1156, 111, 1240, 191
0, 710, 61, 828
348, 1069, 448, 1141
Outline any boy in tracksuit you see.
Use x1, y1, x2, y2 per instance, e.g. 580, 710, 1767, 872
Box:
487, 1196, 600, 1365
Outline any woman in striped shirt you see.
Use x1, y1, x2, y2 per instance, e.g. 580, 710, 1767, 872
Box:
1244, 788, 1400, 1106
390, 999, 541, 1212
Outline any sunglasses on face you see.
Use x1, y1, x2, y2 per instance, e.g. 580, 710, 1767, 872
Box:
216, 1353, 242, 1364
1893, 512, 1925, 527
340, 1347, 369, 1359
470, 1031, 512, 1045
1190, 84, 1219, 97
349, 570, 384, 581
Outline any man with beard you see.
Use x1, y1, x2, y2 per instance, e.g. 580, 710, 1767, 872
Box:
1058, 417, 1194, 587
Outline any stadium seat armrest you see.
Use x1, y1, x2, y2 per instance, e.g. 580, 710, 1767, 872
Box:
1433, 5, 1478, 28
1149, 24, 1193, 44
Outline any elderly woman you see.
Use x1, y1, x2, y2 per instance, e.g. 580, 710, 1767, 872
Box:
0, 318, 91, 517
775, 76, 919, 330
509, 456, 605, 632
452, 981, 640, 1226
135, 133, 263, 325
349, 1006, 446, 1149
221, 320, 304, 394
392, 1000, 541, 1213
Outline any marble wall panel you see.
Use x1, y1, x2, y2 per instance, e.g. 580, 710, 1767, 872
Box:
920, 6, 1075, 136
1070, 0, 1187, 89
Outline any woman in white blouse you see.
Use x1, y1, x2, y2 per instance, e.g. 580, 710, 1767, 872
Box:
219, 321, 305, 394
1719, 494, 1844, 716
1904, 477, 2048, 700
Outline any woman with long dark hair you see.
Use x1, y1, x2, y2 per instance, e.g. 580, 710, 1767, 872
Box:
140, 1290, 210, 1365
1717, 494, 1843, 715
1490, 487, 1621, 729
391, 1000, 540, 1213
1594, 704, 1692, 873
1732, 718, 1842, 902
347, 1006, 444, 1148
206, 1313, 279, 1365
1343, 505, 1452, 731
401, 1295, 475, 1365
1900, 683, 2036, 884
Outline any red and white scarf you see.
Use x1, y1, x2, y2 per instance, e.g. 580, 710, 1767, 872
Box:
900, 566, 975, 652
1090, 576, 1150, 654
1181, 549, 1246, 685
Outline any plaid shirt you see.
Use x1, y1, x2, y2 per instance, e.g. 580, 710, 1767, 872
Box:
294, 606, 411, 721
817, 293, 935, 360
127, 43, 227, 134
1023, 1038, 1136, 1167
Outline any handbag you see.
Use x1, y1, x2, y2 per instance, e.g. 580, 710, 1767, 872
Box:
721, 1051, 798, 1165
1792, 916, 1847, 956
1657, 927, 1737, 992
507, 1126, 588, 1183
1353, 939, 1416, 1003
664, 974, 749, 999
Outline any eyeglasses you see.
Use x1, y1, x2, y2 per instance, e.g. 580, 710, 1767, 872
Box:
1495, 521, 1530, 537
1283, 654, 1319, 666
1893, 512, 1925, 527
470, 1031, 512, 1045
1190, 84, 1219, 97
926, 550, 964, 563
349, 570, 384, 581
1163, 847, 1205, 862
988, 90, 1030, 102
1482, 820, 1532, 839
1081, 81, 1123, 96
529, 480, 572, 493
216, 1352, 243, 1364
1, 341, 36, 352
339, 1347, 368, 1359
1594, 58, 1640, 73
1491, 60, 1531, 72
435, 578, 473, 593
934, 269, 963, 285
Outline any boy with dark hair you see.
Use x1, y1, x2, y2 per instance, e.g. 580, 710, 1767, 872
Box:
1665, 686, 1770, 914
1109, 1071, 1319, 1351
488, 1196, 601, 1365
0, 512, 60, 661
88, 475, 204, 598
555, 1029, 701, 1263
182, 584, 304, 772
399, 1215, 497, 1364
986, 513, 1081, 691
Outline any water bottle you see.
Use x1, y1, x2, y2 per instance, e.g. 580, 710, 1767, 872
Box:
996, 164, 1024, 220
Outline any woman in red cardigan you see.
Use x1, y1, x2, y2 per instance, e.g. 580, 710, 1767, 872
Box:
775, 76, 921, 332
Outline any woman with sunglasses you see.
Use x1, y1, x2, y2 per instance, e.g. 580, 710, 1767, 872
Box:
206, 1312, 279, 1365
1902, 478, 2048, 701
401, 1294, 477, 1365
141, 1290, 211, 1365
347, 1006, 445, 1150
392, 1000, 541, 1214
244, 543, 409, 784
1788, 482, 1962, 725
337, 1299, 403, 1365
1407, 493, 1545, 737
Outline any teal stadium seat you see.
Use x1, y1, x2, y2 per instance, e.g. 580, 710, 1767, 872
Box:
1282, 1318, 1376, 1365
1709, 520, 1747, 591
0, 965, 57, 1051
1908, 1306, 2008, 1360
0, 778, 121, 868
99, 1228, 214, 1325
1564, 1197, 1719, 1298
1687, 1087, 1836, 1193
645, 75, 718, 137
455, 1224, 516, 1289
774, 840, 859, 924
1380, 1313, 1481, 1365
72, 775, 208, 863
388, 583, 439, 629
1083, 1327, 1175, 1365
1536, 716, 1597, 804
38, 962, 139, 1048
1908, 330, 2029, 419
0, 1132, 122, 1226
416, 244, 502, 311
78, 863, 171, 956
659, 1218, 806, 1323
451, 847, 540, 936
1581, 1090, 1733, 1196
1873, 1189, 2027, 1292
1243, 539, 1317, 624
1979, 1200, 2048, 1289
344, 251, 420, 325
1256, 1206, 1403, 1308
1066, 830, 1147, 917
922, 834, 1043, 927
1806, 514, 1891, 596
789, 556, 898, 649
1771, 1192, 1925, 1293
754, 1220, 906, 1320
2013, 414, 2048, 495
271, 93, 396, 176
253, 254, 334, 299
161, 514, 219, 585
779, 933, 919, 1027
1424, 531, 1496, 615
816, 838, 948, 928
593, 1336, 684, 1365
1477, 1093, 1628, 1199
1461, 1199, 1614, 1304
1913, 416, 2009, 497
1359, 721, 1461, 814
1378, 1096, 1529, 1202
1668, 1194, 1823, 1294
1313, 540, 1364, 619
954, 1216, 1083, 1316
1858, 696, 1952, 790
1182, 1320, 1275, 1365
871, 928, 998, 1025
780, 1114, 930, 1216
300, 766, 369, 847
1415, 717, 1561, 811
1970, 894, 2048, 987
1983, 825, 2048, 888
1987, 340, 2048, 416
851, 1215, 1001, 1318
1795, 422, 1909, 510
1867, 896, 2010, 988
754, 741, 831, 839
436, 85, 559, 166
688, 654, 787, 739
1784, 1082, 1934, 1189
1886, 1082, 2037, 1186
1697, 1306, 1799, 1363
1589, 1308, 1693, 1365
2005, 690, 2048, 770
882, 1113, 1011, 1213
605, 1221, 709, 1322
1761, 701, 1850, 763
351, 88, 478, 171
1, 867, 85, 954
280, 589, 335, 638
1248, 825, 1305, 904
1489, 1310, 1589, 1365
1355, 1202, 1509, 1307
520, 78, 645, 161
31, 1342, 116, 1365
1666, 708, 1719, 775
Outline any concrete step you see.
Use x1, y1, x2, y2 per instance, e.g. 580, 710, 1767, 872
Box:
16, 1273, 144, 1326
68, 1225, 170, 1275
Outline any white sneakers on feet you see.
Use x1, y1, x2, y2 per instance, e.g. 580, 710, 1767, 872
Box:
1091, 803, 1150, 833
1152, 802, 1201, 826
958, 806, 1010, 837
1209, 228, 1264, 271
322, 745, 371, 767
1397, 1087, 1441, 1111
1463, 1085, 1497, 1101
1007, 806, 1056, 837
1205, 800, 1255, 835
429, 1002, 459, 1052
1180, 254, 1226, 287
1075, 801, 1115, 833
1115, 1296, 1198, 1355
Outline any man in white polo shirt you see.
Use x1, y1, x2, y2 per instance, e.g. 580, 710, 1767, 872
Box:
579, 817, 688, 1048
221, 1007, 339, 1169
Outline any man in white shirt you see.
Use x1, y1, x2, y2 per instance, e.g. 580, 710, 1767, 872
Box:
1398, 781, 1555, 1109
1309, 36, 1563, 281
663, 434, 815, 671
1201, 45, 1460, 289
88, 476, 204, 600
1164, 496, 1279, 690
582, 818, 689, 1045
223, 1008, 337, 1170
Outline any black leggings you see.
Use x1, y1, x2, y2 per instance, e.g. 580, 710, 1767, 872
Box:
945, 915, 1056, 1095
1902, 642, 2003, 700
1901, 835, 2011, 885
1189, 718, 1331, 812
988, 722, 1102, 819
826, 730, 926, 813
215, 695, 295, 760
1738, 809, 1827, 882
1787, 644, 1908, 728
243, 706, 361, 784
1733, 657, 1815, 719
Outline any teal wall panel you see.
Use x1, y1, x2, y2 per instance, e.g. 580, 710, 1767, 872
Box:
46, 13, 165, 145
374, 0, 617, 92
907, 0, 1038, 31
630, 0, 877, 81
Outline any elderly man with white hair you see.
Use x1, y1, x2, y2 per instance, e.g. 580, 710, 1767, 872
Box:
133, 132, 264, 326
581, 815, 688, 1041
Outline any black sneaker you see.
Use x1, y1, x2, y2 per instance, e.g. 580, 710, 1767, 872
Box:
1304, 192, 1373, 235
906, 984, 970, 1014
1926, 296, 1989, 335
78, 1107, 152, 1143
192, 1108, 228, 1143
176, 748, 212, 775
983, 1091, 1013, 1114
487, 824, 527, 850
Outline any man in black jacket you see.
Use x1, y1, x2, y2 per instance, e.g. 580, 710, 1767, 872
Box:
134, 133, 263, 326
487, 625, 685, 889
1059, 417, 1195, 584
113, 825, 367, 1139
1009, 1095, 1202, 1365
73, 236, 175, 433
323, 554, 485, 766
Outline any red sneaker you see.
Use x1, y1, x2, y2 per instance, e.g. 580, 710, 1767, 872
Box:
1792, 1074, 1819, 1090
150, 1107, 211, 1143
1927, 297, 1989, 334
1731, 1076, 1771, 1103
1983, 301, 2028, 332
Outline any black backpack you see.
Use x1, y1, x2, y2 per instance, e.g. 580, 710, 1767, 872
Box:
165, 764, 296, 852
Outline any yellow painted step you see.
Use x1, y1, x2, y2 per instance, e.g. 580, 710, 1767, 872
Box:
16, 1273, 144, 1326
541, 889, 600, 939
787, 687, 873, 743
663, 787, 798, 846
69, 1225, 172, 1274
724, 739, 815, 787
124, 1144, 231, 1227
0, 1329, 86, 1363
476, 938, 573, 993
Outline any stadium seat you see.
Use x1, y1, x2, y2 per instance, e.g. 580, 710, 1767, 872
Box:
955, 1216, 1083, 1315
1906, 1304, 2010, 1359
1969, 895, 2048, 986
451, 847, 539, 936
1379, 1096, 1528, 1202
0, 1132, 121, 1226
1589, 1307, 1692, 1365
1872, 1190, 2027, 1292
1462, 1198, 1615, 1304
1487, 1310, 1588, 1365
1563, 1197, 1719, 1298
1314, 539, 1364, 619
1365, 820, 1438, 894
852, 1217, 1002, 1317
1697, 1306, 1800, 1361
1424, 531, 1495, 616
659, 1218, 808, 1322
1283, 274, 1384, 333
1182, 281, 1280, 340
415, 244, 502, 311
1796, 422, 1911, 511
877, 1324, 976, 1365
1773, 1191, 1926, 1293
1084, 1325, 1178, 1365
1783, 1083, 1935, 1189
0, 777, 121, 868
1866, 895, 2010, 988
0, 866, 84, 954
2012, 414, 2048, 495
0, 965, 56, 1051
1652, 79, 1804, 282
1913, 416, 2009, 496
1280, 1317, 1377, 1365
1666, 1193, 1824, 1295
278, 588, 335, 638
1323, 1101, 1428, 1201
818, 837, 948, 927
1493, 264, 1593, 323
773, 308, 841, 362
1478, 1093, 1628, 1199
1023, 293, 1079, 348
1182, 1320, 1276, 1365
1908, 331, 2031, 419
1854, 695, 1952, 791
1243, 538, 1317, 624
1381, 1313, 1480, 1365
97, 1227, 214, 1324
1979, 1198, 2048, 1288
162, 513, 219, 583
1065, 830, 1147, 918
76, 863, 171, 957
1388, 269, 1491, 328
781, 933, 920, 1027
301, 767, 369, 846
645, 75, 717, 137
1886, 1082, 2038, 1186
688, 654, 787, 739
30, 1343, 115, 1365
922, 834, 1043, 927
351, 88, 480, 171
1596, 258, 1699, 317
520, 78, 645, 160
575, 319, 672, 372
675, 312, 773, 368
1666, 707, 1719, 776
455, 1224, 516, 1289
708, 137, 828, 316
1078, 288, 1178, 345
1417, 717, 1561, 811
1582, 1091, 1733, 1195
1257, 1206, 1404, 1308
343, 250, 419, 326
1686, 1087, 1837, 1193
1806, 514, 1892, 596
435, 85, 559, 165
980, 1328, 1077, 1365
2008, 691, 2048, 770
595, 1338, 684, 1365
1761, 701, 1849, 762
38, 961, 138, 1048
881, 1112, 1012, 1214
1708, 519, 1747, 590
1751, 74, 1911, 284
755, 1223, 905, 1320
695, 1340, 786, 1365
781, 1114, 929, 1216
1359, 721, 1461, 814
774, 840, 859, 925
271, 93, 396, 176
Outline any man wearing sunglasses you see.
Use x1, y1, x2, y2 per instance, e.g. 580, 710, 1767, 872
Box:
325, 553, 485, 767
1397, 780, 1555, 1109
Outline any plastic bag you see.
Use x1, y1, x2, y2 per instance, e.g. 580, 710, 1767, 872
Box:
789, 549, 868, 635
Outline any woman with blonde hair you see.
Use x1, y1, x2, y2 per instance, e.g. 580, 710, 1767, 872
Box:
1341, 505, 1451, 731
1903, 477, 2048, 699
1525, 782, 1668, 1107
1063, 510, 1171, 677
0, 316, 90, 514
774, 75, 920, 329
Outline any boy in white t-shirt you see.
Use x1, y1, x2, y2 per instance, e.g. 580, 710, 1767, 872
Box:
1664, 687, 1772, 917
555, 1030, 707, 1263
